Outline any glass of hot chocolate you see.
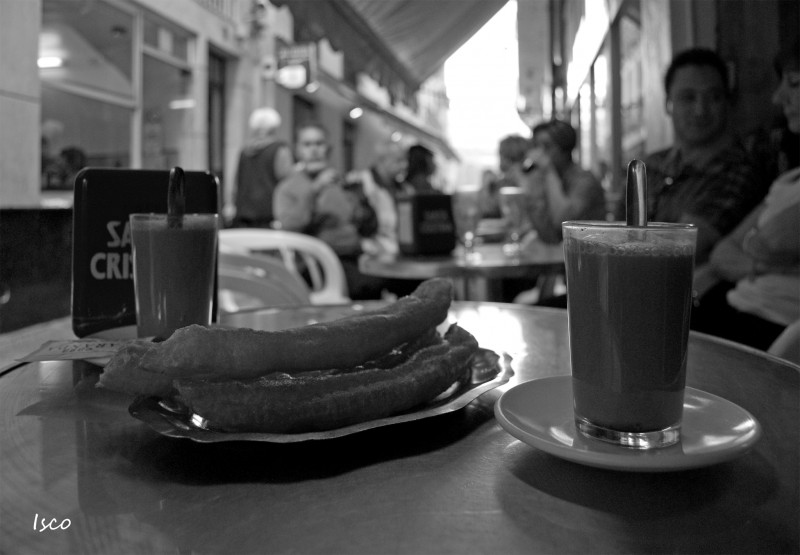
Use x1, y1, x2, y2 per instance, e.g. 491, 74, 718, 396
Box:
562, 221, 697, 449
129, 213, 218, 340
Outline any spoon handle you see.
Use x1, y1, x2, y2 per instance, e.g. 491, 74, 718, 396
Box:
168, 166, 185, 229
625, 159, 648, 227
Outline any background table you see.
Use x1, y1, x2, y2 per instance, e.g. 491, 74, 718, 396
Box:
360, 241, 564, 301
1, 303, 798, 554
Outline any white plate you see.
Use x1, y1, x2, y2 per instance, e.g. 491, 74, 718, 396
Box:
494, 376, 762, 472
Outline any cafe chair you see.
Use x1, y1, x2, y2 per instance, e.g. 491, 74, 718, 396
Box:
218, 251, 311, 313
218, 228, 350, 305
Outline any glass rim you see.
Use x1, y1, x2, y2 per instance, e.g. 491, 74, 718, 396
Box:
129, 212, 219, 219
562, 220, 696, 230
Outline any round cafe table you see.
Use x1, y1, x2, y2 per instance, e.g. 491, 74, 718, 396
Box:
359, 240, 565, 301
0, 303, 797, 554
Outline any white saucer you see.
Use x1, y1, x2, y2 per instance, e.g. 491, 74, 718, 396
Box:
494, 376, 762, 472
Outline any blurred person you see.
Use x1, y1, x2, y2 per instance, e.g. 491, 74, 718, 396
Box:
403, 144, 438, 193
478, 168, 501, 218
744, 112, 800, 187
41, 119, 64, 188
274, 121, 384, 299
480, 135, 529, 218
345, 138, 407, 256
690, 36, 800, 352
522, 119, 606, 244
233, 107, 293, 228
57, 146, 87, 189
644, 48, 766, 265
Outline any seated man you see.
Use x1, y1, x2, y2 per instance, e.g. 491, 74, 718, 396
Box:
273, 121, 383, 299
504, 119, 605, 305
522, 119, 606, 244
644, 48, 767, 265
479, 135, 530, 219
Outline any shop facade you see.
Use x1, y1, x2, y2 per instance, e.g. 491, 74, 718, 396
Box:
0, 0, 470, 331
2, 0, 458, 213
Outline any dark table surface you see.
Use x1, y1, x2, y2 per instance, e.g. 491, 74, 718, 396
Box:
1, 302, 798, 554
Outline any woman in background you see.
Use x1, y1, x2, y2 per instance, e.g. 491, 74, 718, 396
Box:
691, 36, 799, 352
403, 144, 438, 193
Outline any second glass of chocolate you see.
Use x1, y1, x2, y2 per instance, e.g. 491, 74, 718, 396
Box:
129, 213, 219, 340
562, 221, 697, 449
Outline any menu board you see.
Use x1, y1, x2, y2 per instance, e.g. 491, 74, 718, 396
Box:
71, 168, 220, 337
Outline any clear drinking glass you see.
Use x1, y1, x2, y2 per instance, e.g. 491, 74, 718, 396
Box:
129, 213, 219, 339
451, 187, 482, 263
498, 186, 526, 257
563, 221, 697, 449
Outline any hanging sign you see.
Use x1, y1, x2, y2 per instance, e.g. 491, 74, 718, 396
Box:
276, 41, 317, 90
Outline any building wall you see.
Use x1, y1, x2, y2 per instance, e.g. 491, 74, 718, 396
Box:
0, 0, 42, 207
718, 0, 793, 137
641, 0, 675, 153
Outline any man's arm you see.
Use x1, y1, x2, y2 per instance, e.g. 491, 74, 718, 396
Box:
273, 145, 294, 182
273, 176, 314, 232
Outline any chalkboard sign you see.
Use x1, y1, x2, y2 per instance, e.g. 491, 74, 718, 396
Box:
71, 168, 220, 337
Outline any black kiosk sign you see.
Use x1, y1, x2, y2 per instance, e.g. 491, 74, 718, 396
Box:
396, 193, 456, 256
71, 168, 219, 337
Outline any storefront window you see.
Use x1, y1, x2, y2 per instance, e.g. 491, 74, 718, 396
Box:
142, 55, 195, 169
39, 1, 197, 189
141, 11, 194, 170
143, 12, 191, 63
39, 0, 134, 190
41, 89, 131, 188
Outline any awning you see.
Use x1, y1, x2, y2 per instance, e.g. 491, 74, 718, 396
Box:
270, 0, 508, 99
316, 71, 460, 160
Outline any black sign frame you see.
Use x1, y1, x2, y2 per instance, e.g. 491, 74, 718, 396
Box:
71, 167, 220, 337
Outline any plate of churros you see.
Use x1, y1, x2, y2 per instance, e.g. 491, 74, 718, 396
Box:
129, 348, 512, 443
99, 278, 513, 442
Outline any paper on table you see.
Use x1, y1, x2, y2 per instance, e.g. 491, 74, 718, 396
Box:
17, 339, 128, 363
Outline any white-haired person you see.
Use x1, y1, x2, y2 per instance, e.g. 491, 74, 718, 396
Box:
233, 107, 293, 227
274, 121, 385, 300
